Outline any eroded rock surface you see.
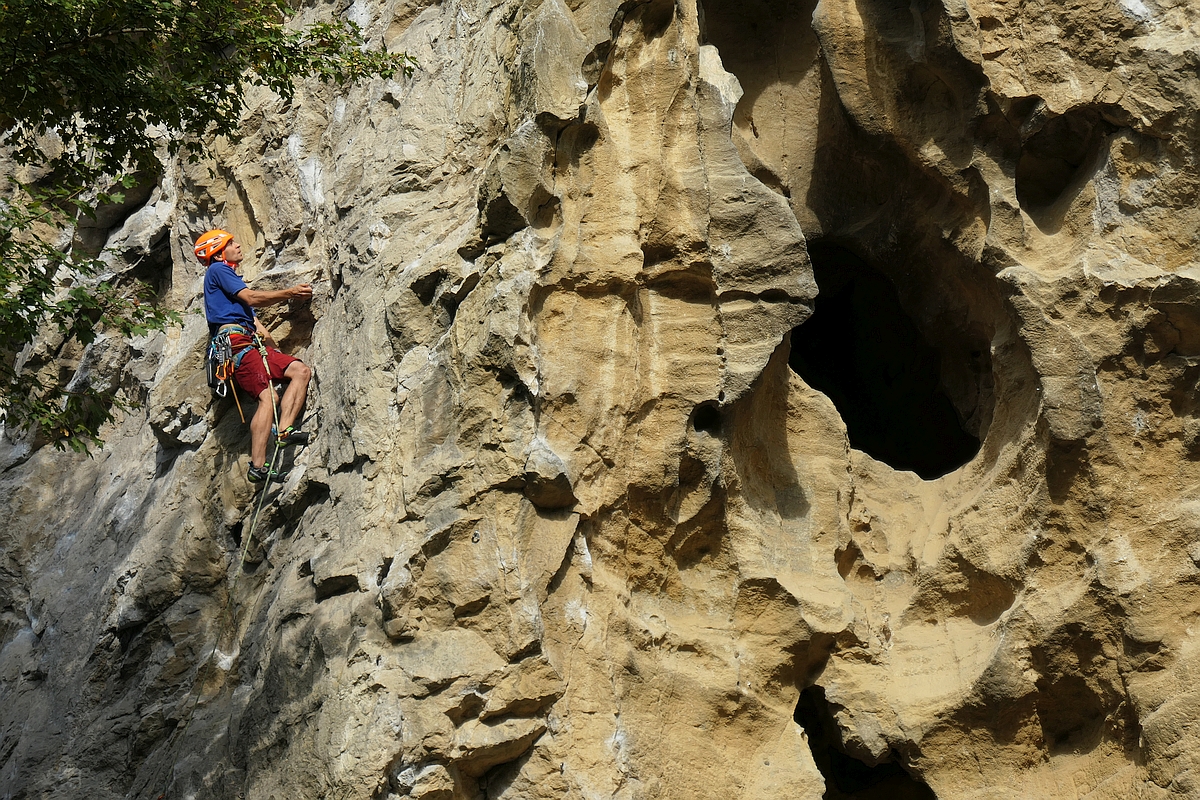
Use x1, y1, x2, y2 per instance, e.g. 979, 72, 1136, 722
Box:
1, 0, 1199, 798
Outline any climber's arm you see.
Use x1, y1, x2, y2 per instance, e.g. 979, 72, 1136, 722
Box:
253, 317, 278, 349
236, 283, 312, 308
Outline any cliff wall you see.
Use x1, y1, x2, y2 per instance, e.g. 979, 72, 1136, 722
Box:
1, 0, 1199, 798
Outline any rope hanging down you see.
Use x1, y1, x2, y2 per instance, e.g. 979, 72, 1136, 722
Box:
145, 335, 290, 799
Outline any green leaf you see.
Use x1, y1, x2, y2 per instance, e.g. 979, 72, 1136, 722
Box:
0, 0, 413, 451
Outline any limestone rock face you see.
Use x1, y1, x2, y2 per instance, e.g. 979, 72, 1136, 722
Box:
1, 0, 1199, 798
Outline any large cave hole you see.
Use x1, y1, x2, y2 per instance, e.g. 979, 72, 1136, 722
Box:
795, 685, 937, 800
789, 243, 981, 479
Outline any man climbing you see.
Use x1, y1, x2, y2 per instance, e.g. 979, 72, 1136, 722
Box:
197, 229, 314, 482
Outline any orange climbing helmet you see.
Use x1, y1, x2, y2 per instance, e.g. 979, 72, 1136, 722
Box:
194, 229, 234, 264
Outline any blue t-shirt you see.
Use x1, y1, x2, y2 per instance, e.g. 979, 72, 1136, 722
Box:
203, 261, 256, 336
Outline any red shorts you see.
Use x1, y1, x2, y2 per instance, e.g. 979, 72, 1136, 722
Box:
234, 343, 298, 399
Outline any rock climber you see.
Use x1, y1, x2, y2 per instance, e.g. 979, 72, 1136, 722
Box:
197, 229, 314, 483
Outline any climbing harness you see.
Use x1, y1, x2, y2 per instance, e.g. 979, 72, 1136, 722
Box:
206, 323, 255, 422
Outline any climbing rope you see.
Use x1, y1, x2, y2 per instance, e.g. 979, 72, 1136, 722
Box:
144, 335, 291, 799
235, 335, 286, 578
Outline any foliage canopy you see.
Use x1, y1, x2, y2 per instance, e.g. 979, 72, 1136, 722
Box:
0, 0, 413, 451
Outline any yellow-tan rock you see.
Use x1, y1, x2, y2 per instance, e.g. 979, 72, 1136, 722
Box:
1, 0, 1199, 798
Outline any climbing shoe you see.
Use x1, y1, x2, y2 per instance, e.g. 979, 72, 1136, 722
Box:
275, 426, 312, 447
247, 462, 287, 483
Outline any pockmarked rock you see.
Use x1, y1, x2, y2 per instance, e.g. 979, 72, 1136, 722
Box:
1, 0, 1199, 798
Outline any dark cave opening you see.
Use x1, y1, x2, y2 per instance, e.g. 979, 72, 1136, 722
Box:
788, 243, 981, 479
795, 685, 937, 800
692, 401, 722, 434
1015, 106, 1113, 214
